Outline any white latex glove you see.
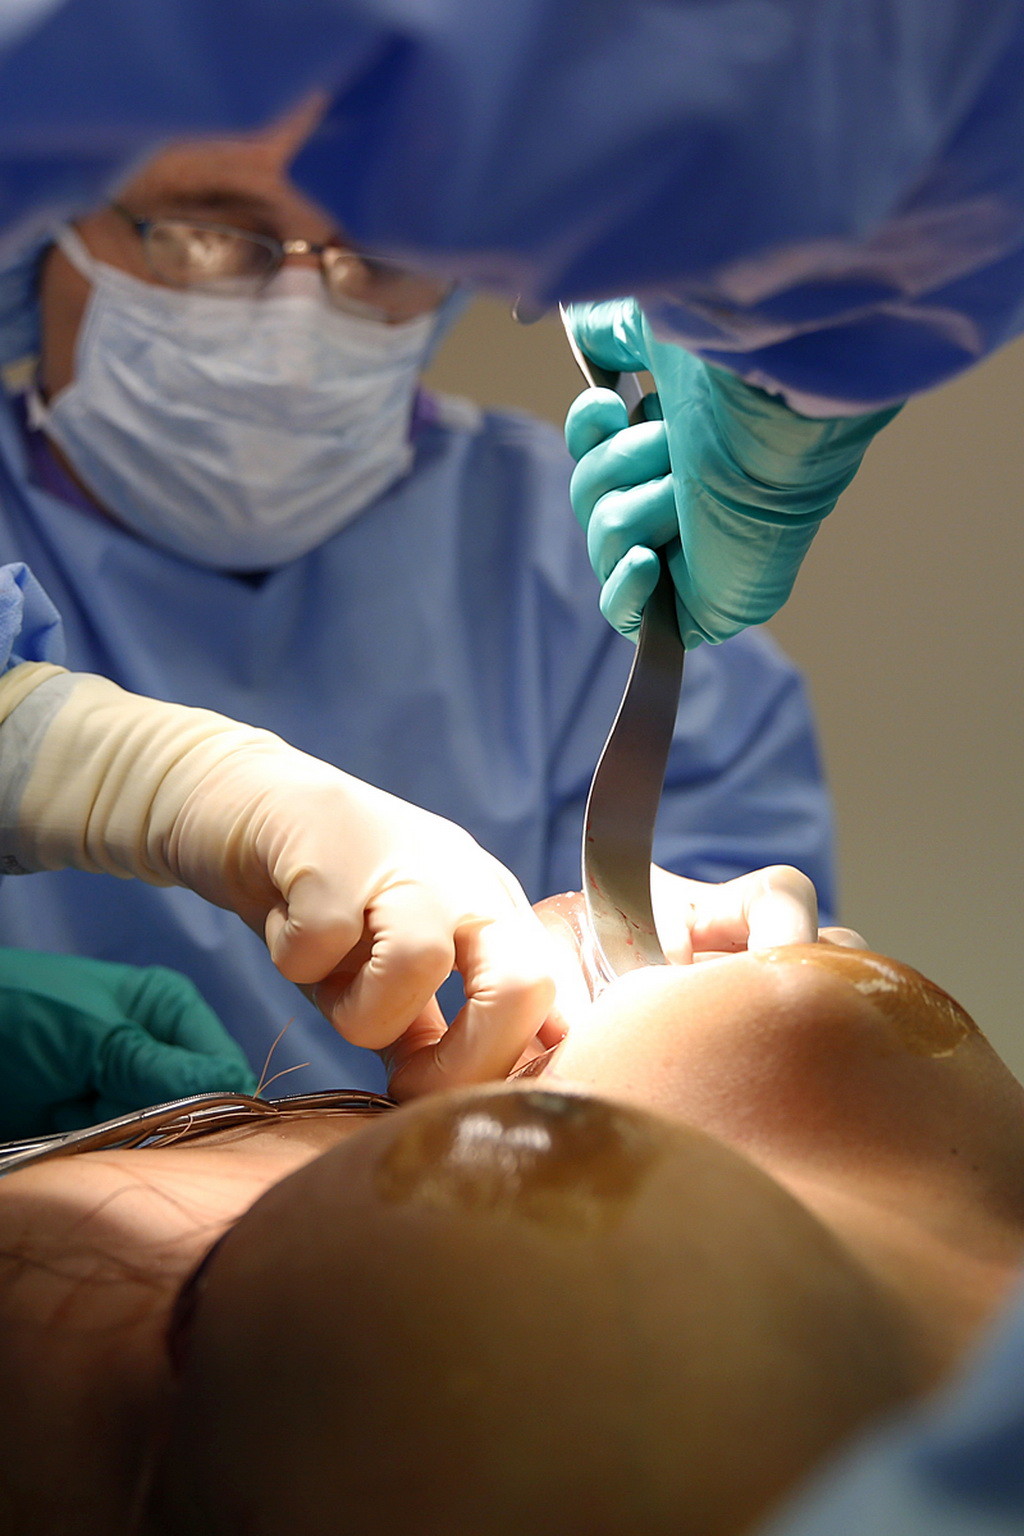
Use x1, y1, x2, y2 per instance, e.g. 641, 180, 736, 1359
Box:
532, 866, 866, 1033
651, 864, 867, 962
0, 667, 562, 1097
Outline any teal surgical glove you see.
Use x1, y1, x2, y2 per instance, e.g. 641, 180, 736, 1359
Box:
565, 299, 902, 645
0, 948, 257, 1139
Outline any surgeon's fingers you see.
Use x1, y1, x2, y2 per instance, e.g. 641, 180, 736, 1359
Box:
648, 865, 696, 964
118, 964, 249, 1060
570, 418, 671, 528
264, 870, 367, 986
312, 883, 458, 1050
741, 866, 819, 951
384, 998, 568, 1102
652, 865, 819, 958
703, 866, 818, 953
586, 477, 678, 584
94, 1020, 257, 1106
565, 387, 629, 461
599, 545, 662, 640
818, 925, 870, 950
385, 911, 560, 1100
377, 996, 448, 1093
564, 300, 649, 373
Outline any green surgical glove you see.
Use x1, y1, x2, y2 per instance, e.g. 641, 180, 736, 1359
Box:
565, 298, 902, 646
0, 948, 257, 1139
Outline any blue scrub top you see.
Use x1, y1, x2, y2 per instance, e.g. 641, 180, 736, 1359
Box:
2, 1, 1024, 410
0, 387, 833, 1092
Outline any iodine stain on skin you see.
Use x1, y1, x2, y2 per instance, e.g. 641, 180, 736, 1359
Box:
375, 1091, 663, 1234
757, 946, 979, 1058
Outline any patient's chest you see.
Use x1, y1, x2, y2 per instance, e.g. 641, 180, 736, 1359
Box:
0, 1113, 377, 1287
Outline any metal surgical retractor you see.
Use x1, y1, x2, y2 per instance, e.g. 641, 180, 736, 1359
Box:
560, 306, 686, 987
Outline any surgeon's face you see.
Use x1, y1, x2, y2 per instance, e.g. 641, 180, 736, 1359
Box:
38, 95, 450, 399
141, 929, 1024, 1536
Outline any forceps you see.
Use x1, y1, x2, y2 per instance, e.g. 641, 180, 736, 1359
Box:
560, 307, 686, 984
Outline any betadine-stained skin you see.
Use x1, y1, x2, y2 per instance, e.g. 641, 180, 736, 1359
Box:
757, 945, 978, 1058
3, 930, 1024, 1536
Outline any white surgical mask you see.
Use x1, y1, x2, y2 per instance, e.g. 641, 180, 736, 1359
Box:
29, 227, 436, 569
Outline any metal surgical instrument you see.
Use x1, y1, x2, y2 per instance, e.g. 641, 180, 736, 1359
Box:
560, 307, 686, 983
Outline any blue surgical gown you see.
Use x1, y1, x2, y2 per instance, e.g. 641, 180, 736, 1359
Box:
0, 559, 64, 672
0, 385, 833, 1091
2, 1, 1024, 410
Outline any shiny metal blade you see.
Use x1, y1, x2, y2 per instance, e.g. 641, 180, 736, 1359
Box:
581, 555, 683, 978
558, 306, 685, 980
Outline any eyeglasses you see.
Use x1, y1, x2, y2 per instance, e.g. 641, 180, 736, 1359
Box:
111, 203, 447, 322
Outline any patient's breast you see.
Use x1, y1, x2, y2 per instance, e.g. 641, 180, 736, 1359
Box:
754, 944, 978, 1058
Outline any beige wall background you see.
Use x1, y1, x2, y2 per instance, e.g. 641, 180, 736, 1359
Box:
426, 300, 1024, 1075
